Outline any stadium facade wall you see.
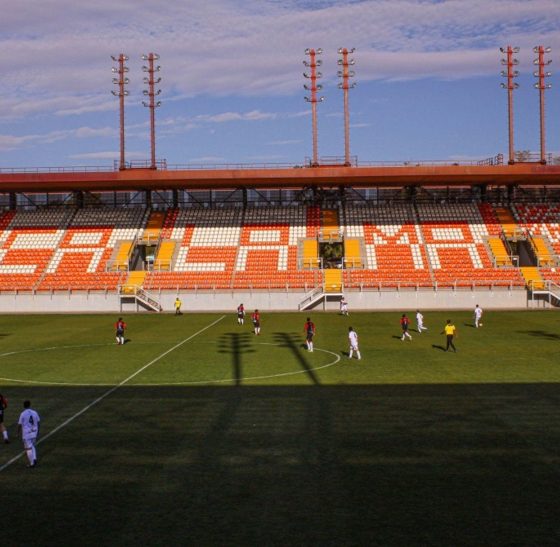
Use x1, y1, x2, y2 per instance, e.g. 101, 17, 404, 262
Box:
0, 287, 531, 313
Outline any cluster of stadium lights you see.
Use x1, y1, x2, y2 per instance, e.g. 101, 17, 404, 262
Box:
500, 46, 552, 164
111, 53, 162, 170
303, 48, 356, 166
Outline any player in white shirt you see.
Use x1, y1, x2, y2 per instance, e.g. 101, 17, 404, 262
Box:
340, 297, 349, 316
416, 310, 428, 333
348, 326, 361, 360
237, 303, 245, 325
18, 400, 40, 468
474, 304, 483, 328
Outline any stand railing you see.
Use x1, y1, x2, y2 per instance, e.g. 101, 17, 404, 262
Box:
119, 284, 162, 311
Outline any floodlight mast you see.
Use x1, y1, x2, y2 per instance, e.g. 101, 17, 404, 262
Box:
338, 47, 356, 166
142, 53, 162, 170
500, 46, 519, 165
303, 48, 324, 166
533, 46, 552, 164
111, 54, 130, 170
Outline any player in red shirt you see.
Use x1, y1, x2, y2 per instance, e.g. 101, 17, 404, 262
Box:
237, 303, 245, 325
400, 314, 412, 341
115, 317, 127, 345
303, 317, 316, 352
251, 309, 261, 335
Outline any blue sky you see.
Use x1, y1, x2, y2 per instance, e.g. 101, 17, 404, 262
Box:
1, 0, 559, 168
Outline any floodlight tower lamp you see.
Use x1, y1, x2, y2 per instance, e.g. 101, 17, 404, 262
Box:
500, 46, 519, 165
533, 46, 552, 163
303, 48, 323, 166
338, 47, 357, 166
142, 53, 162, 170
111, 53, 130, 170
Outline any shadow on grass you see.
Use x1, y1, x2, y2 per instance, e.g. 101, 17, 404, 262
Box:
517, 330, 560, 341
3, 383, 560, 546
218, 332, 254, 386
272, 332, 320, 385
432, 344, 447, 351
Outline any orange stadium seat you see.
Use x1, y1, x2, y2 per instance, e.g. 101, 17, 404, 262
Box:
0, 203, 533, 294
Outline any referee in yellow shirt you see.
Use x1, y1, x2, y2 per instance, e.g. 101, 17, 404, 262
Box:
441, 319, 457, 352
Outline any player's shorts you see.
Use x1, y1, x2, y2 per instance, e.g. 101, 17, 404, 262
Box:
253, 321, 260, 328
0, 413, 3, 423
349, 343, 359, 351
116, 329, 124, 336
306, 333, 314, 341
23, 437, 37, 450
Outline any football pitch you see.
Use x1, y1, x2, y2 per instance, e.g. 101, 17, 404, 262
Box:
0, 310, 559, 546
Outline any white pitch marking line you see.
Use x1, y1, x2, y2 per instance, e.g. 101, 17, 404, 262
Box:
0, 315, 226, 473
141, 346, 341, 385
0, 344, 342, 386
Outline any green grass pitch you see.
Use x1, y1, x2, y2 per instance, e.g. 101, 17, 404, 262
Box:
0, 310, 559, 546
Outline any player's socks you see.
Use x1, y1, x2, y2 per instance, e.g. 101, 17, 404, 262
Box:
356, 351, 361, 360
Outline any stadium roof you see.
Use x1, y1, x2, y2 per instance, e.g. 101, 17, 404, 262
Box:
0, 162, 560, 193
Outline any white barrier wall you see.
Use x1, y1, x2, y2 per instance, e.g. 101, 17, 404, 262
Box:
0, 287, 529, 313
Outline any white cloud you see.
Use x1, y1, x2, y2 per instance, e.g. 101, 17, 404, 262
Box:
267, 139, 302, 146
1, 0, 559, 162
196, 110, 278, 123
0, 126, 116, 152
2, 0, 558, 119
188, 156, 227, 163
69, 150, 145, 160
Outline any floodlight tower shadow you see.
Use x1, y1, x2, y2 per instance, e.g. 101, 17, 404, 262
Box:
218, 332, 254, 386
272, 332, 320, 385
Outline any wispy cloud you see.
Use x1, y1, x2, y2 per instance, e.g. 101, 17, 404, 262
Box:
187, 156, 227, 163
0, 126, 115, 152
195, 110, 278, 123
69, 150, 145, 160
1, 0, 559, 164
267, 139, 302, 146
3, 0, 558, 119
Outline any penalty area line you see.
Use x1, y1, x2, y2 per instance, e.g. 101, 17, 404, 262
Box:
0, 314, 226, 473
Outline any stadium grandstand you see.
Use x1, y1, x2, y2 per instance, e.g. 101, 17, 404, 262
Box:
0, 157, 560, 313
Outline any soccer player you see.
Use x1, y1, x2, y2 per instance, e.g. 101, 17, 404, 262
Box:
340, 296, 349, 316
174, 297, 182, 315
237, 303, 245, 325
441, 319, 457, 352
252, 309, 261, 335
474, 304, 483, 328
18, 400, 40, 468
416, 310, 428, 333
115, 317, 126, 345
400, 313, 412, 341
303, 317, 316, 352
348, 326, 361, 360
0, 392, 9, 444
